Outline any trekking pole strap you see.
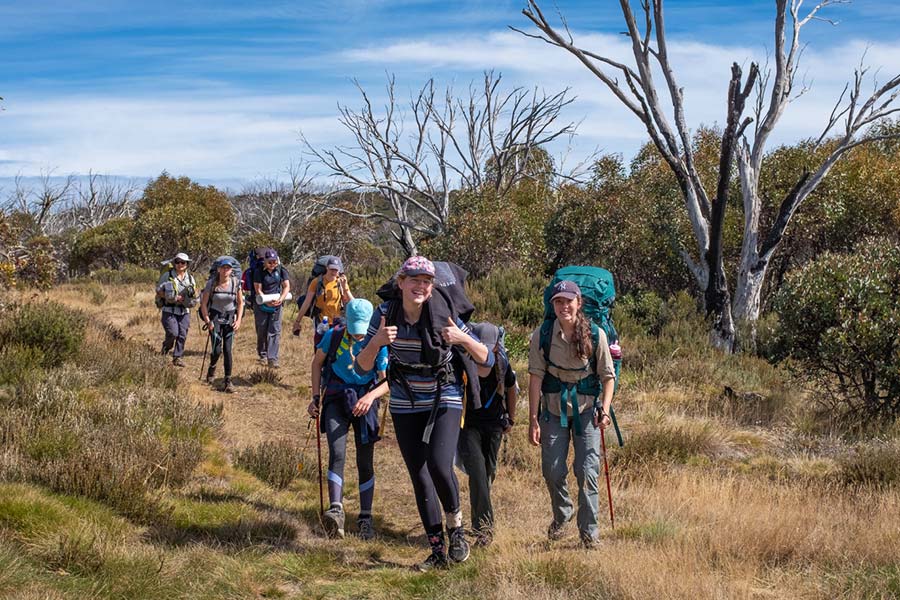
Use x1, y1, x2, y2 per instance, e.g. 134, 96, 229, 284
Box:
610, 405, 623, 447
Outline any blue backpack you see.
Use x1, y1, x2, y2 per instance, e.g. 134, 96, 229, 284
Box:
538, 265, 623, 445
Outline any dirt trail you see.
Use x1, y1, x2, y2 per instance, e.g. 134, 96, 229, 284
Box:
50, 284, 316, 450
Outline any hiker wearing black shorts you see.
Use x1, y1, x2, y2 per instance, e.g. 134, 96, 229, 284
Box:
200, 257, 243, 393
307, 298, 387, 541
458, 322, 517, 547
354, 256, 492, 571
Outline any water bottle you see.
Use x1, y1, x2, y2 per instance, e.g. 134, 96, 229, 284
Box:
609, 342, 622, 360
316, 316, 329, 336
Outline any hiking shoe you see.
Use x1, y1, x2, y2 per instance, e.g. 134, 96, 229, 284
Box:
267, 359, 279, 369
447, 526, 470, 563
357, 515, 375, 541
205, 367, 215, 384
257, 356, 267, 366
547, 518, 571, 541
172, 357, 185, 368
322, 507, 345, 539
473, 530, 493, 548
580, 533, 599, 549
415, 551, 449, 572
223, 378, 235, 394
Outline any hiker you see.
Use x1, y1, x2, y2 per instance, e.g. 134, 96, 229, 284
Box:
353, 256, 492, 571
293, 256, 354, 345
528, 280, 615, 548
200, 256, 243, 393
457, 322, 517, 547
156, 252, 198, 367
252, 249, 290, 369
307, 298, 387, 541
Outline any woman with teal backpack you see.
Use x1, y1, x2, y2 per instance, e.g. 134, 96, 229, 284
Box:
527, 279, 616, 548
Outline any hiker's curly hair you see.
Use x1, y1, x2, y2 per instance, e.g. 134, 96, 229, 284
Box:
570, 306, 594, 360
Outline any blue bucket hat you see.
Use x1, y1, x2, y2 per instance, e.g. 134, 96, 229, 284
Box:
345, 298, 374, 336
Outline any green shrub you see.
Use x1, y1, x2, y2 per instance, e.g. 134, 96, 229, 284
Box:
0, 302, 85, 368
89, 263, 159, 285
0, 344, 44, 386
14, 236, 59, 289
837, 441, 900, 487
773, 237, 900, 422
69, 217, 134, 274
234, 440, 305, 489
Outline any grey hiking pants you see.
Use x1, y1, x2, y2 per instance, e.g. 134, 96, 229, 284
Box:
540, 408, 601, 542
253, 305, 282, 361
161, 310, 190, 358
457, 425, 502, 534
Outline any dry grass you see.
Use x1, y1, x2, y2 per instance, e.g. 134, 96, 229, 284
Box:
0, 284, 897, 599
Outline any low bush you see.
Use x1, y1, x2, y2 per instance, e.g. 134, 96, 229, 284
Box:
234, 440, 306, 489
837, 440, 900, 488
612, 417, 721, 472
0, 302, 85, 368
89, 263, 159, 285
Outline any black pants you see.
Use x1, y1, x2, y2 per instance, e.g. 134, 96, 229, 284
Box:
458, 425, 502, 534
392, 408, 462, 536
208, 320, 235, 377
322, 397, 376, 512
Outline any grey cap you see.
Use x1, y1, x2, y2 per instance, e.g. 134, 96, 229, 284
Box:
470, 322, 501, 350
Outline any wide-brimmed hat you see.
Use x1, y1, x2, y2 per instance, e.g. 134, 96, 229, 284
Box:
399, 255, 435, 278
345, 298, 374, 336
161, 252, 191, 267
550, 280, 581, 301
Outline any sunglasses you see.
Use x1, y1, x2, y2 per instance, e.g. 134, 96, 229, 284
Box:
173, 260, 187, 265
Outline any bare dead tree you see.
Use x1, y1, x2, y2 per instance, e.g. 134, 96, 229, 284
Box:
4, 171, 75, 237
518, 0, 900, 350
69, 171, 137, 230
231, 160, 324, 258
304, 71, 576, 256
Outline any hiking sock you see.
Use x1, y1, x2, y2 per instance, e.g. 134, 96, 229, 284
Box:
358, 477, 375, 516
445, 509, 463, 530
327, 471, 343, 505
426, 530, 446, 556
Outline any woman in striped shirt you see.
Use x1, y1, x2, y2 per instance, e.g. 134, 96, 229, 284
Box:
354, 256, 492, 571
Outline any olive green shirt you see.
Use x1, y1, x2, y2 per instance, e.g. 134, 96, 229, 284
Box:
528, 321, 616, 417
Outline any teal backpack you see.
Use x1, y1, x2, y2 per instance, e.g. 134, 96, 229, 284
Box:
538, 265, 623, 445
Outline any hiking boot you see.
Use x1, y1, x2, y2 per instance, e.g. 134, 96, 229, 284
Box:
257, 356, 267, 366
447, 526, 470, 563
473, 530, 493, 548
547, 517, 571, 541
223, 378, 235, 394
322, 506, 345, 539
267, 359, 279, 369
205, 366, 215, 384
415, 550, 449, 572
357, 515, 375, 541
172, 357, 185, 368
580, 533, 599, 549
161, 343, 171, 356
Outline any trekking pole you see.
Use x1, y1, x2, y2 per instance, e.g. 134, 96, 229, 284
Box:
600, 426, 615, 529
315, 410, 325, 516
198, 322, 211, 380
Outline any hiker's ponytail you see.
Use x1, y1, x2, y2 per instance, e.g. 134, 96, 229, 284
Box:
571, 308, 594, 360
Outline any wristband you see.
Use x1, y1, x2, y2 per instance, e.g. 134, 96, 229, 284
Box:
313, 394, 320, 407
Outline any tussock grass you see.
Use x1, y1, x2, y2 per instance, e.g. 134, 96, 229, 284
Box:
248, 368, 283, 386
837, 439, 900, 487
234, 439, 312, 490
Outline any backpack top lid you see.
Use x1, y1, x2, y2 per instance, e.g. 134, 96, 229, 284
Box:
247, 247, 268, 271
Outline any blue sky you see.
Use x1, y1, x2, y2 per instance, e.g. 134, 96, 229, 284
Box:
2, 0, 900, 188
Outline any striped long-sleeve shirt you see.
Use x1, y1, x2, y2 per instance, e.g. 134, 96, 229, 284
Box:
355, 301, 494, 414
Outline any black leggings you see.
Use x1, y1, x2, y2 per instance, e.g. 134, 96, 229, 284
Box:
322, 398, 375, 510
208, 322, 235, 377
392, 408, 462, 536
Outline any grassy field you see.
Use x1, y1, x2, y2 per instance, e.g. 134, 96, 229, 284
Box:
0, 283, 898, 599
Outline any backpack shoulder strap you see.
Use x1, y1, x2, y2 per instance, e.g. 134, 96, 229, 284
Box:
325, 326, 345, 364
589, 322, 600, 371
539, 319, 554, 367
